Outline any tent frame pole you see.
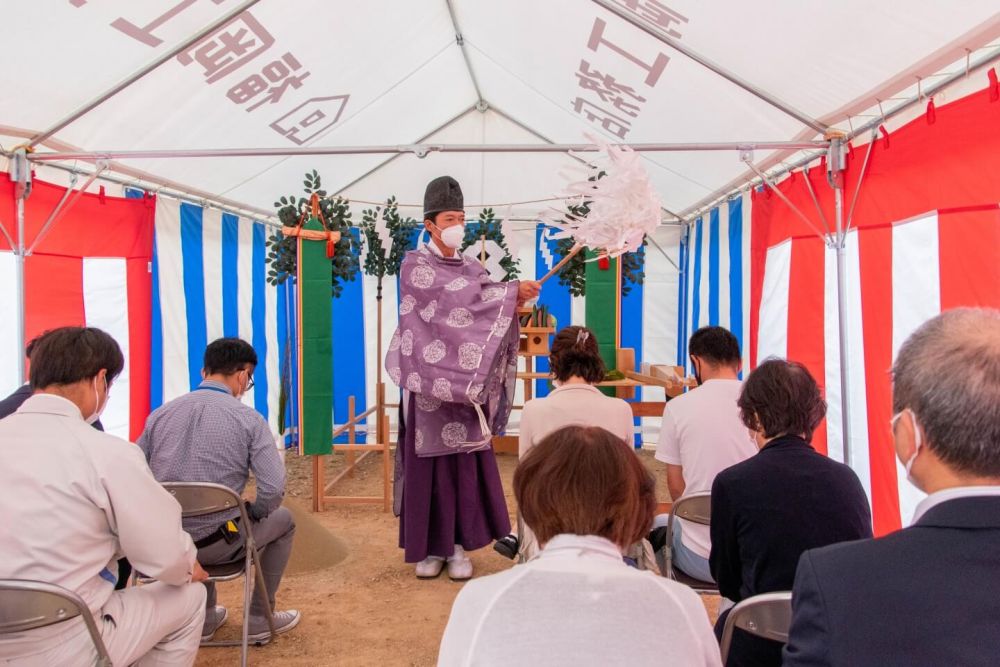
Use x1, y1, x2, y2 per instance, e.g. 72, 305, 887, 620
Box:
829, 136, 852, 468
24, 140, 830, 162
12, 149, 30, 386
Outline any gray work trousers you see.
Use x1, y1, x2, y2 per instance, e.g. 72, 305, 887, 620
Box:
196, 506, 296, 621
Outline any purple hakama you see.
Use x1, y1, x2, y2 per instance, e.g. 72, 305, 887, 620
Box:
387, 246, 519, 563
398, 393, 510, 562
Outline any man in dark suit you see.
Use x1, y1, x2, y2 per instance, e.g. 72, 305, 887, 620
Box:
784, 308, 1000, 667
710, 359, 872, 667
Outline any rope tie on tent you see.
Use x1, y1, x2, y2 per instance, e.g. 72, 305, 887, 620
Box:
282, 193, 341, 258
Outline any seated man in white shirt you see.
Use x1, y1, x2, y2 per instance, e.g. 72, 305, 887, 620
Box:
650, 326, 757, 582
0, 326, 208, 667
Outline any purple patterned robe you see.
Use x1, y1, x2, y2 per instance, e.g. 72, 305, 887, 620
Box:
386, 246, 518, 561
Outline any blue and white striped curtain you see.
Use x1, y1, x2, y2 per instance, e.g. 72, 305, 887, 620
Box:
151, 196, 289, 434
677, 193, 752, 374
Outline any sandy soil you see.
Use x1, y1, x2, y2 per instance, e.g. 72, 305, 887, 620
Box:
194, 449, 719, 666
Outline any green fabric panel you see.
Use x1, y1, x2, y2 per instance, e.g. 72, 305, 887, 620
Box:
300, 215, 334, 455
585, 254, 619, 397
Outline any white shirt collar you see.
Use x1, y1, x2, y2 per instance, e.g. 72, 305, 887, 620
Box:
17, 393, 85, 420
536, 534, 624, 563
911, 485, 1000, 524
549, 383, 602, 395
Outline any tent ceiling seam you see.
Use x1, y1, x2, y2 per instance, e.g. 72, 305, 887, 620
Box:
213, 40, 458, 200
679, 43, 1000, 221
26, 0, 265, 149
331, 104, 478, 198
463, 41, 718, 197
444, 0, 486, 108
473, 104, 687, 221
588, 0, 827, 135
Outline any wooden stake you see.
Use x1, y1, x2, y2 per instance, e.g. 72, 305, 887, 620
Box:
312, 455, 324, 512
346, 395, 356, 478
382, 413, 392, 513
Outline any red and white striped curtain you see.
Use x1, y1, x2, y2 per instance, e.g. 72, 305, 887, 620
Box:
0, 176, 154, 441
749, 85, 1000, 535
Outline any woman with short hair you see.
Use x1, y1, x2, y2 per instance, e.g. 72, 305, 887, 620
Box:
494, 325, 634, 560
439, 426, 722, 667
709, 359, 872, 667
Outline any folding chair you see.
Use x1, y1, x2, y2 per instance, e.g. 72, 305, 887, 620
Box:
718, 591, 793, 665
659, 492, 720, 594
140, 482, 276, 667
0, 579, 112, 667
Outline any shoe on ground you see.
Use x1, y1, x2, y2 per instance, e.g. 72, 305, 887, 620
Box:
493, 534, 519, 560
201, 605, 228, 642
247, 610, 301, 642
447, 545, 473, 581
415, 556, 445, 579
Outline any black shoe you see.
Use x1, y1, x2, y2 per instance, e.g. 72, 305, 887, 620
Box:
493, 534, 519, 560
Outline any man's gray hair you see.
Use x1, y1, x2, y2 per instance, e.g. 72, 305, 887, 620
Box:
892, 308, 1000, 477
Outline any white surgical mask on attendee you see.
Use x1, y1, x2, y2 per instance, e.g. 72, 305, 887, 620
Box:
437, 223, 465, 249
891, 408, 923, 484
86, 374, 108, 425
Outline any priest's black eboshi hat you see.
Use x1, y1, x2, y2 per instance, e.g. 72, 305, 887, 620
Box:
423, 176, 464, 221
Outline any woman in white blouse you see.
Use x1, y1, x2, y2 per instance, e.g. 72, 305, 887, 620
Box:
519, 325, 634, 454
439, 426, 722, 667
494, 325, 634, 560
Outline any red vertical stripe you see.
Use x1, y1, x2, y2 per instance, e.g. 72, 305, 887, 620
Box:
938, 206, 1000, 310
857, 227, 901, 536
24, 256, 86, 346
786, 237, 829, 455
127, 258, 152, 441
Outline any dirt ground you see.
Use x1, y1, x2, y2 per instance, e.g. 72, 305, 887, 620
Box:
194, 449, 719, 666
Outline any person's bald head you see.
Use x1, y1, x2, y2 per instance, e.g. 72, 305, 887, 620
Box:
892, 308, 1000, 477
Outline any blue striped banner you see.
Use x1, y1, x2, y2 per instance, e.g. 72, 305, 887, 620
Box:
179, 203, 207, 391
152, 197, 284, 432
332, 229, 366, 442
534, 226, 571, 399
620, 250, 644, 447
676, 196, 751, 371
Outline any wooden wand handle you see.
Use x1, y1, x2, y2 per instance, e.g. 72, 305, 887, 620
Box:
538, 243, 584, 285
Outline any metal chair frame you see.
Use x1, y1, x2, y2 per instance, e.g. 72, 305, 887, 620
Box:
138, 482, 276, 667
718, 591, 793, 665
662, 491, 720, 594
0, 579, 113, 667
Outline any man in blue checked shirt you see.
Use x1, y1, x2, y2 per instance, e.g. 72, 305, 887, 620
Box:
139, 337, 300, 643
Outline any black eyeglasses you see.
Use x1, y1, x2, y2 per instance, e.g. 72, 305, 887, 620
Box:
244, 369, 255, 391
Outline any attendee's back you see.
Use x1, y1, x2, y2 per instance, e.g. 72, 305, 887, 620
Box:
0, 327, 206, 666
710, 359, 871, 667
443, 548, 718, 666
440, 426, 721, 667
139, 336, 298, 643
520, 325, 633, 452
142, 386, 266, 493
784, 308, 1000, 667
652, 326, 756, 583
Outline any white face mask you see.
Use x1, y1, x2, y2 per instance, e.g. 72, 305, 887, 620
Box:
86, 375, 108, 425
436, 224, 465, 249
891, 409, 923, 484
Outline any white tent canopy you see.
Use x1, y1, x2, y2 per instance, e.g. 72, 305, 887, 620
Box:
3, 1, 998, 220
